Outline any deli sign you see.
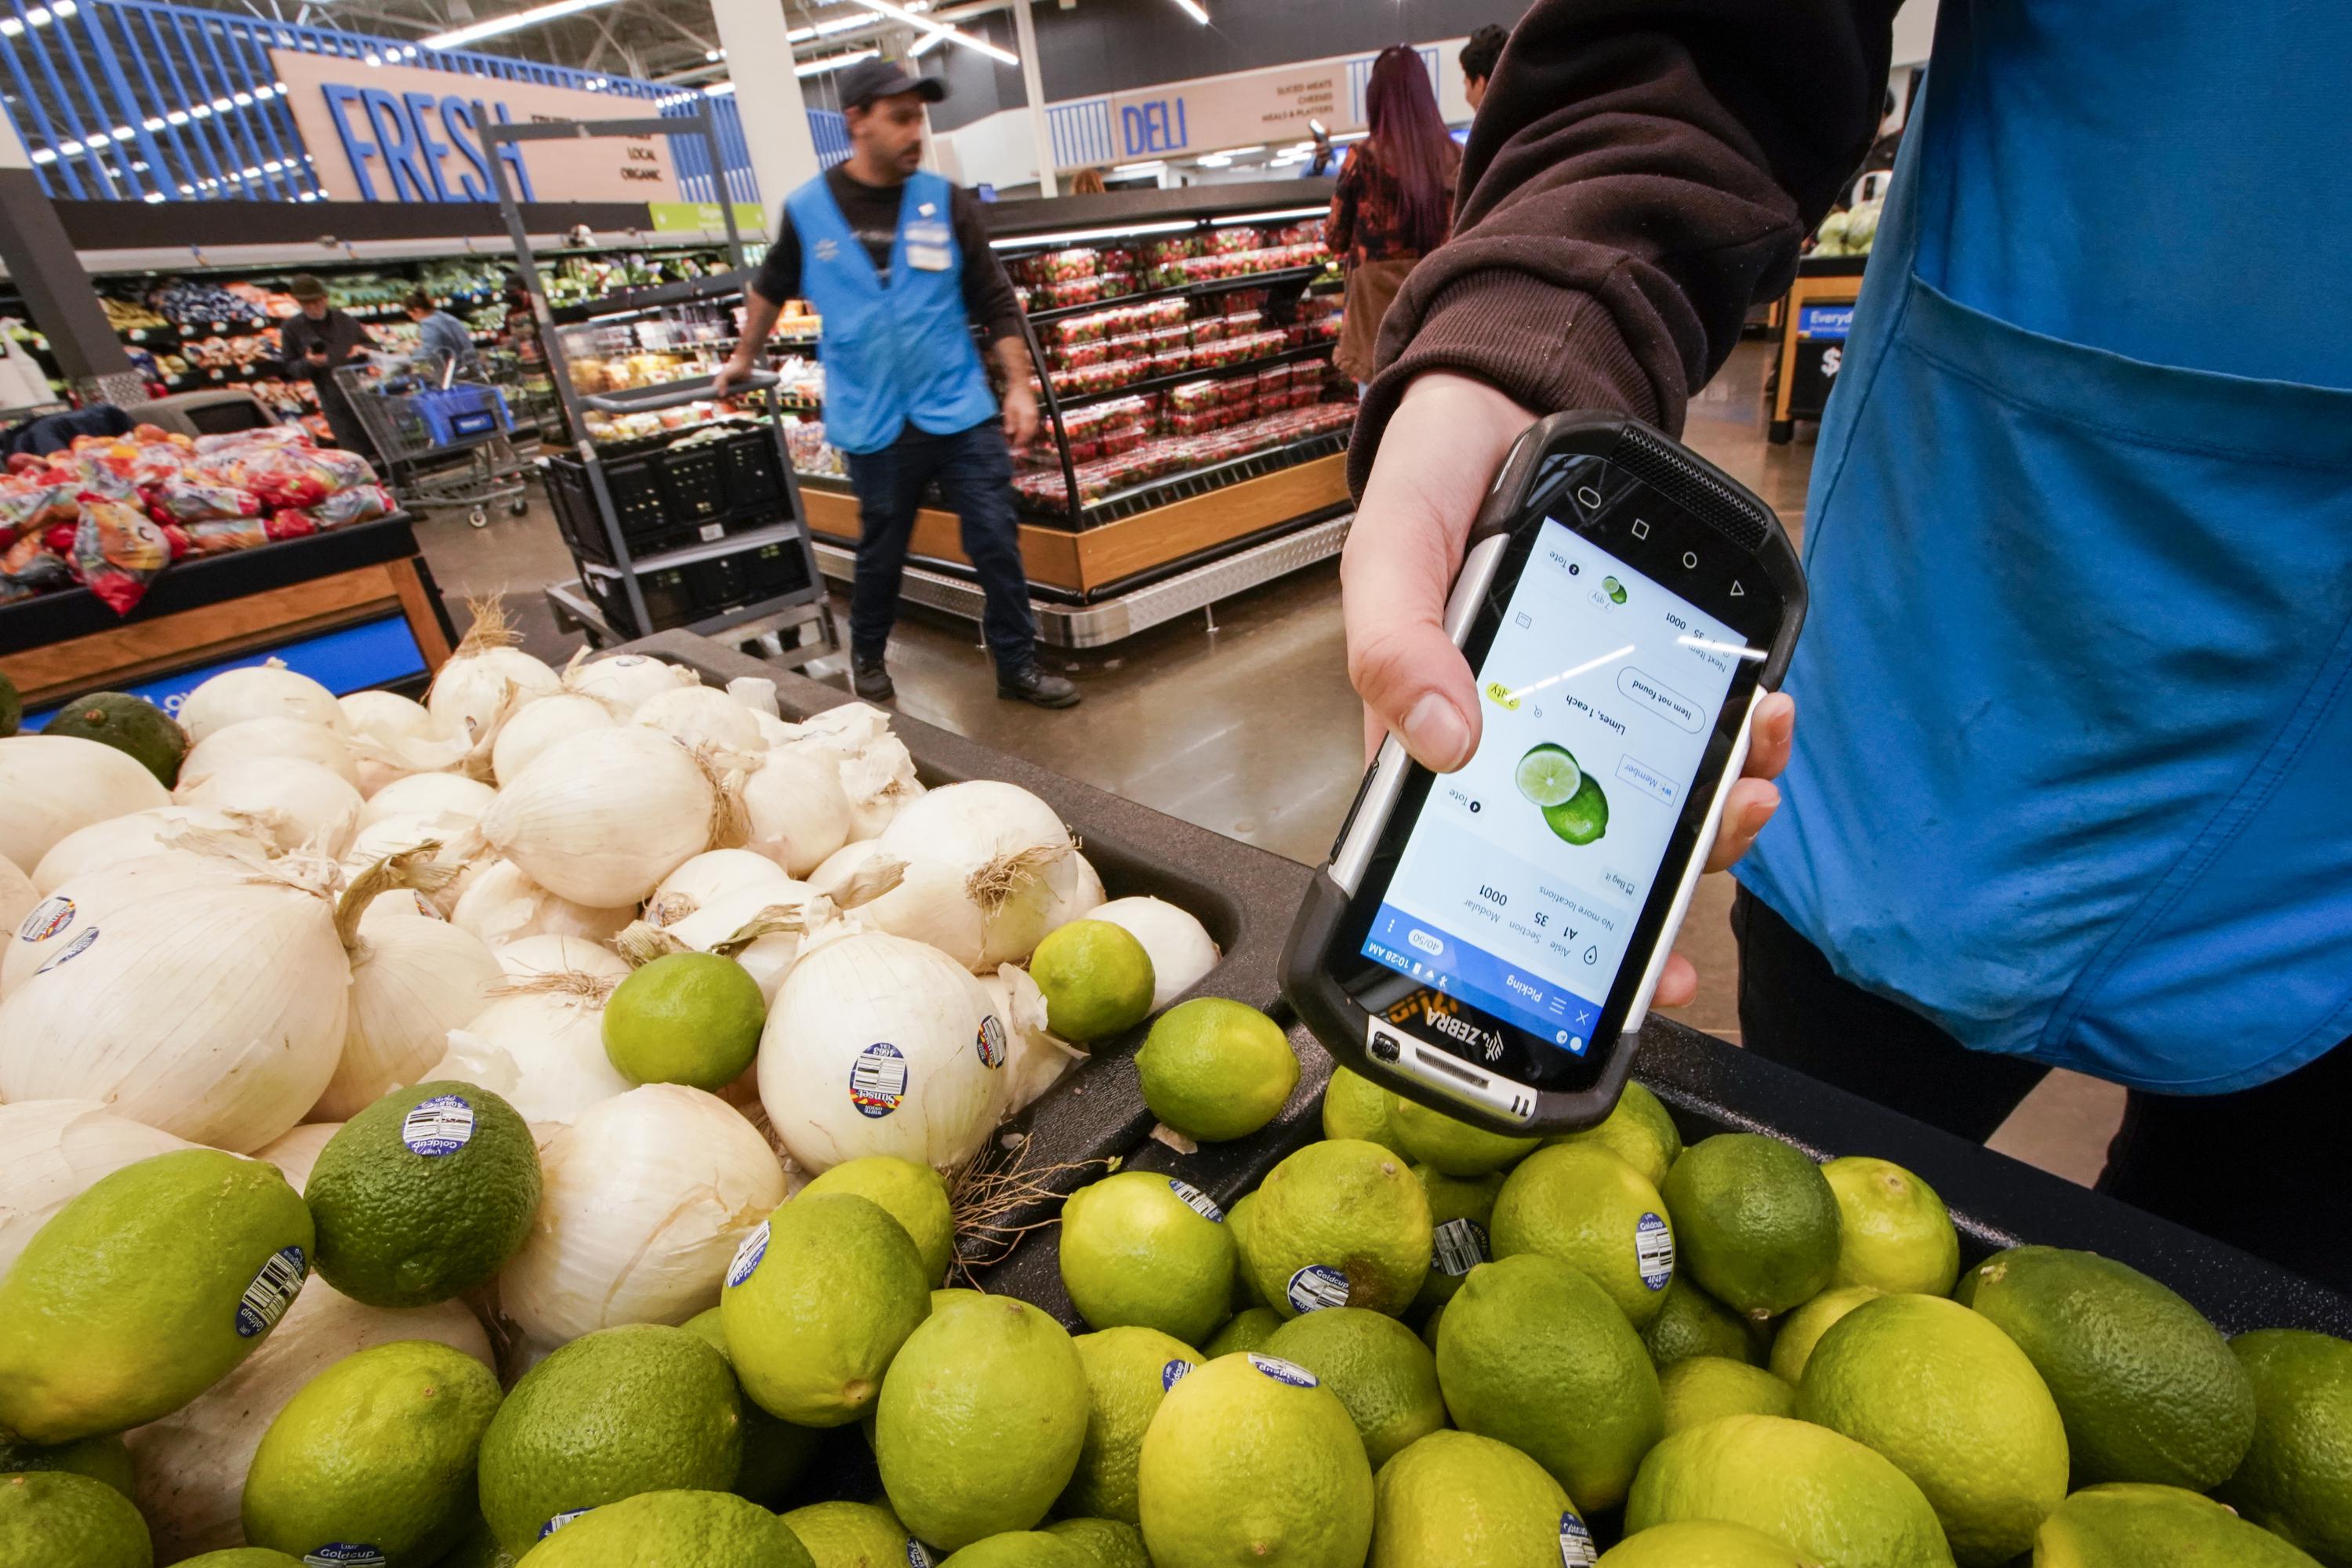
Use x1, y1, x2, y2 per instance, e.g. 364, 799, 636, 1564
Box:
1111, 58, 1348, 161
268, 49, 681, 205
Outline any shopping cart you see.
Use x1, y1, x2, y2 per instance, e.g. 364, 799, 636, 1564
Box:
335, 357, 532, 528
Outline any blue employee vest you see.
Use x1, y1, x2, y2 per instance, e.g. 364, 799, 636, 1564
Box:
784, 169, 997, 455
1738, 2, 2352, 1094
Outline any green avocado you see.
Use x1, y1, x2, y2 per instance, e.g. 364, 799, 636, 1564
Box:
42, 692, 187, 786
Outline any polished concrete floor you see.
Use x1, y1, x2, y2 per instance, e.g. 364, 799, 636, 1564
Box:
418, 339, 2124, 1188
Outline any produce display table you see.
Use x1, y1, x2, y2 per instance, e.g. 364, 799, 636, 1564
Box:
1770, 254, 1868, 443
630, 630, 2352, 1341
0, 514, 454, 713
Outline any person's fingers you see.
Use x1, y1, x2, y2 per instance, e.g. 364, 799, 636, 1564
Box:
1743, 690, 1796, 781
1653, 951, 1698, 1010
1703, 775, 1782, 873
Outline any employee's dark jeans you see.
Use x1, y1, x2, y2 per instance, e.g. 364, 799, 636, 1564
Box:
843, 419, 1035, 675
1731, 885, 2352, 1295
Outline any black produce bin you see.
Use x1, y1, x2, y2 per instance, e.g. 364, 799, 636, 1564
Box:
622, 632, 2352, 1342
546, 426, 798, 568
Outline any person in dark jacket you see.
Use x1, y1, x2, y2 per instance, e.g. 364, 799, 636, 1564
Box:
277, 274, 372, 456
1459, 24, 1509, 111
1339, 0, 2352, 1292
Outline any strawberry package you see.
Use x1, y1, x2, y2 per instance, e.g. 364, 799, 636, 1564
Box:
264, 509, 318, 542
1210, 226, 1260, 254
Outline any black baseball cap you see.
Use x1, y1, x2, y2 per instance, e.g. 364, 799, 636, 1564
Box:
838, 58, 948, 111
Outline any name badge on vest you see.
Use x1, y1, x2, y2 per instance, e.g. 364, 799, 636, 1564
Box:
905, 220, 953, 272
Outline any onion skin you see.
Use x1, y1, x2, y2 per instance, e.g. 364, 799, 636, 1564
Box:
0, 735, 172, 875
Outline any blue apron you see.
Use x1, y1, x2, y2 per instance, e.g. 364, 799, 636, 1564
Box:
785, 169, 997, 455
1738, 2, 2352, 1094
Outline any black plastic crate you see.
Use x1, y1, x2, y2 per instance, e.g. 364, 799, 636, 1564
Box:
720, 430, 787, 512
655, 445, 730, 527
546, 453, 666, 563
581, 562, 696, 637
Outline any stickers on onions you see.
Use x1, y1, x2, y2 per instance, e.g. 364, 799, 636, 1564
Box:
757, 931, 1013, 1173
979, 964, 1084, 1111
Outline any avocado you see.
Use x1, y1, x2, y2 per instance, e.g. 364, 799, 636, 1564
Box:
43, 691, 188, 786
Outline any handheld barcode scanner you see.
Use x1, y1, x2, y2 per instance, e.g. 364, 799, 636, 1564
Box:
1280, 412, 1806, 1134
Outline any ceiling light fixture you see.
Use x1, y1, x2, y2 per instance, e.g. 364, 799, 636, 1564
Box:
1168, 0, 1208, 21
842, 0, 1016, 66
796, 47, 878, 76
909, 29, 944, 55
421, 0, 622, 53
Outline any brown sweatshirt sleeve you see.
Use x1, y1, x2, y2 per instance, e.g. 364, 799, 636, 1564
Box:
1348, 0, 1904, 493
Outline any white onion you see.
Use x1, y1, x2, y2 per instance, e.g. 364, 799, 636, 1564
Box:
491, 691, 618, 786
980, 964, 1084, 1110
255, 1121, 340, 1193
178, 659, 347, 743
178, 758, 363, 859
1040, 851, 1107, 938
0, 1100, 191, 1276
1090, 895, 1220, 1011
178, 717, 358, 790
725, 676, 779, 717
432, 971, 631, 1127
428, 607, 561, 745
338, 812, 467, 881
357, 771, 497, 832
125, 1279, 491, 1563
565, 652, 698, 710
741, 747, 851, 877
339, 690, 441, 797
0, 848, 350, 1152
803, 702, 894, 749
451, 858, 635, 948
495, 933, 631, 982
808, 838, 887, 898
840, 734, 924, 840
501, 1085, 785, 1347
31, 806, 263, 895
757, 931, 1011, 1172
0, 854, 33, 941
751, 711, 798, 749
2, 852, 238, 993
481, 726, 720, 907
633, 881, 826, 1004
865, 782, 1073, 970
648, 848, 797, 928
633, 684, 764, 754
0, 735, 172, 874
317, 858, 503, 1121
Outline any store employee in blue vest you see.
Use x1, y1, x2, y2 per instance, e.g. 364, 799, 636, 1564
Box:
717, 60, 1076, 710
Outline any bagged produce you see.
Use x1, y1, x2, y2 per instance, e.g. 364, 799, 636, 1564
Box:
69, 488, 172, 615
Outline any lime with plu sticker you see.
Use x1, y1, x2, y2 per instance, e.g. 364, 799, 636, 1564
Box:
1544, 774, 1610, 846
1514, 745, 1583, 809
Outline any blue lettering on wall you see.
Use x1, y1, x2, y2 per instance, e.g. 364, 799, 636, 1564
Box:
441, 97, 490, 200
321, 84, 382, 201
481, 100, 536, 202
311, 79, 539, 203
361, 87, 435, 201
1119, 96, 1190, 158
403, 90, 456, 201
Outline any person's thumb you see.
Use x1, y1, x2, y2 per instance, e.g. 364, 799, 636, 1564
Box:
1341, 499, 1480, 771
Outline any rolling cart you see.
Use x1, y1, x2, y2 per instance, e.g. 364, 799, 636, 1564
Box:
334, 358, 532, 528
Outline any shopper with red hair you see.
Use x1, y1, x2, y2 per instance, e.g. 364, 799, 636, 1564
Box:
1327, 46, 1462, 387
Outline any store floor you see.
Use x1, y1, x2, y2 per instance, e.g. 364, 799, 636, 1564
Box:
415, 340, 2124, 1189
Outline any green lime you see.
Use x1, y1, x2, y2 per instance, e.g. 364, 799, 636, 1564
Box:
1029, 920, 1156, 1044
1058, 1171, 1236, 1346
1661, 1134, 1840, 1318
1959, 1246, 2255, 1490
1062, 1325, 1200, 1525
1418, 1298, 1447, 1353
875, 1292, 1088, 1551
1597, 1521, 1824, 1566
0, 1430, 132, 1497
601, 952, 768, 1090
681, 1307, 821, 1507
1044, 1517, 1151, 1568
307, 1080, 539, 1309
1136, 1351, 1374, 1568
243, 1340, 503, 1566
1370, 1428, 1581, 1568
1134, 999, 1299, 1142
799, 1157, 956, 1287
1244, 1139, 1432, 1319
0, 1471, 151, 1568
1604, 577, 1628, 605
0, 1146, 312, 1442
1545, 1080, 1683, 1189
1822, 1157, 1960, 1296
1543, 773, 1610, 845
1225, 1189, 1269, 1310
523, 1490, 818, 1566
1322, 1066, 1409, 1157
1265, 1307, 1446, 1468
1515, 744, 1583, 808
1624, 1414, 1949, 1568
1206, 1306, 1282, 1357
720, 1192, 931, 1428
2216, 1330, 2352, 1565
1491, 1142, 1677, 1330
1435, 1252, 1663, 1512
1388, 1093, 1538, 1177
1646, 1275, 1763, 1369
776, 1501, 920, 1567
1410, 1163, 1504, 1313
1798, 1293, 2067, 1564
2034, 1483, 2325, 1567
45, 692, 187, 786
422, 1515, 512, 1568
940, 1534, 1085, 1568
476, 1324, 742, 1555
1661, 1356, 1794, 1436
1769, 1287, 1882, 1386
0, 669, 20, 738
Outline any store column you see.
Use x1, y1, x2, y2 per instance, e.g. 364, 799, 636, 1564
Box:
0, 111, 140, 406
708, 0, 822, 224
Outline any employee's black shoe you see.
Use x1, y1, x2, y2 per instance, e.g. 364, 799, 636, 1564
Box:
851, 655, 895, 702
997, 665, 1080, 708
